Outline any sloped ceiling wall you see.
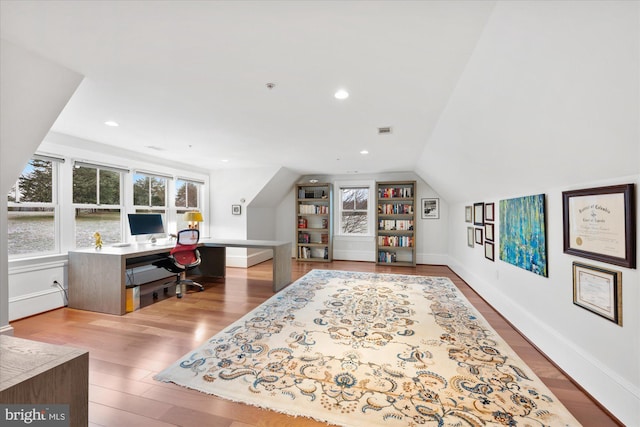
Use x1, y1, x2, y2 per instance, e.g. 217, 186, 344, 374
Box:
415, 1, 639, 204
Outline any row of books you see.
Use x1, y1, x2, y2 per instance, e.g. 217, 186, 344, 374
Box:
299, 204, 330, 214
378, 251, 397, 263
378, 203, 414, 214
378, 219, 414, 231
298, 246, 329, 259
298, 233, 329, 244
378, 236, 414, 247
378, 187, 413, 198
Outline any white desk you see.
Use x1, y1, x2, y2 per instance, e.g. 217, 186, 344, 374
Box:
68, 239, 292, 315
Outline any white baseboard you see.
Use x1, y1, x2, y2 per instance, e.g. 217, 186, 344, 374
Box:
9, 288, 66, 321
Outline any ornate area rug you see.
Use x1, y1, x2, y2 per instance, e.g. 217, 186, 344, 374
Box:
155, 270, 580, 426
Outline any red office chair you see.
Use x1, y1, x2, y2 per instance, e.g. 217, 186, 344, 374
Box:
152, 229, 204, 298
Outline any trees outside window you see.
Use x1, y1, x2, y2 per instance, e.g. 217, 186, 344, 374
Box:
133, 173, 167, 207
340, 187, 369, 235
73, 165, 122, 248
7, 158, 57, 256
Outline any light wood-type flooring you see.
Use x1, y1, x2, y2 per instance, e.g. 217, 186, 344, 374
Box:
10, 260, 621, 426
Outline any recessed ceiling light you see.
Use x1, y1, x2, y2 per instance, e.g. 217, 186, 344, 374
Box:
221, 159, 229, 162
334, 89, 349, 100
104, 120, 119, 127
360, 150, 369, 155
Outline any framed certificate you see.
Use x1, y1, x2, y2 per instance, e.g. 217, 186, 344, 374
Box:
562, 184, 635, 268
572, 262, 622, 325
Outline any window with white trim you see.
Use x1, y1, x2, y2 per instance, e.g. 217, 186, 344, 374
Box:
339, 186, 370, 235
7, 156, 59, 257
73, 163, 125, 248
175, 178, 203, 231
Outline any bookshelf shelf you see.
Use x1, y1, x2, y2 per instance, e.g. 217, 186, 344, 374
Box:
296, 183, 333, 262
376, 180, 416, 266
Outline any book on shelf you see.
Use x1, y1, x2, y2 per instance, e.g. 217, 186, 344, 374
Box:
378, 251, 397, 263
378, 187, 413, 198
298, 217, 308, 228
378, 219, 414, 231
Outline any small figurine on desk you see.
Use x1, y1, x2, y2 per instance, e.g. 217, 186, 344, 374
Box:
93, 232, 103, 250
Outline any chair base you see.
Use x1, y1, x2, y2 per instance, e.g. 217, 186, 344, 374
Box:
152, 276, 204, 299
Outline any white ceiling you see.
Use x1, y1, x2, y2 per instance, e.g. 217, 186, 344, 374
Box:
0, 0, 495, 175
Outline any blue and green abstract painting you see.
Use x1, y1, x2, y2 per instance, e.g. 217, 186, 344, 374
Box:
499, 194, 548, 277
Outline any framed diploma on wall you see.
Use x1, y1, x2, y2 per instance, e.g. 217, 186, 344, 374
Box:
562, 184, 636, 268
572, 262, 622, 325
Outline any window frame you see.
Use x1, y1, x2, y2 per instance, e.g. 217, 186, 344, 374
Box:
133, 170, 170, 209
7, 156, 61, 258
72, 162, 127, 248
174, 178, 204, 232
335, 181, 375, 237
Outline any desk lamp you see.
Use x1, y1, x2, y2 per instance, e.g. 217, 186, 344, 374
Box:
184, 210, 203, 229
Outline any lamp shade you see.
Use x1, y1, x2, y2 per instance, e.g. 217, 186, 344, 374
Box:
183, 211, 203, 222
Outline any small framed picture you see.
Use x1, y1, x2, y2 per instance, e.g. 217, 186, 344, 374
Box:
572, 262, 622, 325
465, 206, 473, 223
467, 227, 475, 248
485, 242, 495, 261
421, 198, 440, 219
475, 227, 483, 245
485, 202, 495, 222
232, 204, 241, 215
474, 202, 484, 226
484, 223, 494, 242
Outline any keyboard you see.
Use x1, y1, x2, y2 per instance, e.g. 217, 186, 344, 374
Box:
112, 243, 131, 248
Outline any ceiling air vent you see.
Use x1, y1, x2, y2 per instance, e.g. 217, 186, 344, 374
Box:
377, 127, 392, 134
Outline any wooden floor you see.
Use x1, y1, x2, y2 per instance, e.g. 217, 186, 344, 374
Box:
10, 260, 620, 427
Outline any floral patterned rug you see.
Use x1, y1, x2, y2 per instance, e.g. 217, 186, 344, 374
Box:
155, 270, 581, 426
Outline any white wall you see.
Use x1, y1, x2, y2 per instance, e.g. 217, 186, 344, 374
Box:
448, 175, 639, 424
1, 39, 82, 332
276, 172, 449, 264
210, 166, 292, 267
416, 2, 639, 423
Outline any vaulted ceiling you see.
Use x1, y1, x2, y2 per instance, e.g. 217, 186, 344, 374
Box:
1, 1, 637, 204
0, 1, 495, 175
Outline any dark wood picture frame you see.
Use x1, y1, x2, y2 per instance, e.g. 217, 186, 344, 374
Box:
475, 227, 483, 245
562, 184, 636, 268
485, 241, 495, 261
473, 202, 484, 226
484, 202, 495, 222
484, 223, 494, 242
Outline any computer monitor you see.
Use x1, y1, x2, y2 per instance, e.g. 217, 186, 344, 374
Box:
127, 213, 165, 236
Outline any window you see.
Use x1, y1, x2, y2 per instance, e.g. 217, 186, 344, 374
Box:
339, 187, 369, 235
175, 178, 202, 231
7, 157, 59, 257
133, 172, 167, 208
73, 163, 125, 248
